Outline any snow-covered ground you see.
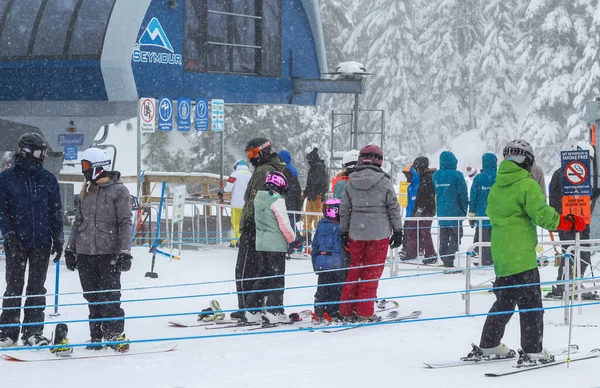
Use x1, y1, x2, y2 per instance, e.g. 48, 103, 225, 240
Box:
1, 244, 600, 388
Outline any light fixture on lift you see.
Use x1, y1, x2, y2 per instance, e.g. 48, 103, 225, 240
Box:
168, 0, 179, 9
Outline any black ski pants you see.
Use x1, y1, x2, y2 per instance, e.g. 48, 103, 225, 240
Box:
77, 254, 125, 340
473, 227, 493, 266
236, 227, 286, 314
0, 246, 51, 341
480, 268, 543, 353
314, 269, 347, 317
439, 226, 463, 267
557, 227, 591, 280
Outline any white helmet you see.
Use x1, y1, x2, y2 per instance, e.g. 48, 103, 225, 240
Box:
342, 149, 360, 168
81, 147, 111, 182
573, 141, 595, 159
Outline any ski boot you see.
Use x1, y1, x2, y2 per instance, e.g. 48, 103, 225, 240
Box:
545, 285, 564, 299
517, 348, 554, 366
463, 343, 515, 361
199, 300, 226, 322
262, 311, 290, 324
86, 338, 105, 351
22, 333, 50, 347
106, 333, 130, 353
0, 332, 15, 348
50, 324, 73, 356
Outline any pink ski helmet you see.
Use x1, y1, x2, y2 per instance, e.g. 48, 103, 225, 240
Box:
323, 198, 341, 222
264, 171, 288, 193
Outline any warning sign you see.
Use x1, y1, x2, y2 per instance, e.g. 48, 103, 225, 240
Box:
562, 196, 591, 224
139, 98, 156, 133
561, 150, 591, 195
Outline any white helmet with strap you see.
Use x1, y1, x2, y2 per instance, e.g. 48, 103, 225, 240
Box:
81, 148, 111, 181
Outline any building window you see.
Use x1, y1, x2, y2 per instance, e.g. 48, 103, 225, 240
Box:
0, 0, 115, 60
32, 0, 78, 57
0, 0, 44, 57
184, 0, 281, 77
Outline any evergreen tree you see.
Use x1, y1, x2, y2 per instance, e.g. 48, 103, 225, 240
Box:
515, 0, 590, 168
477, 0, 518, 153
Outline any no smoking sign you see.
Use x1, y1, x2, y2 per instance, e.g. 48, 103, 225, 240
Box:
561, 150, 591, 196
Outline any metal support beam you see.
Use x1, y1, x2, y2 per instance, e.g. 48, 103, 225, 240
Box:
293, 78, 362, 94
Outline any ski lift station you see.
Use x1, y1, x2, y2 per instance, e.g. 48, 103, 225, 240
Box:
0, 0, 327, 176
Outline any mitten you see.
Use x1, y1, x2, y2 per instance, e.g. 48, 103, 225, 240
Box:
51, 240, 63, 263
389, 230, 403, 249
556, 214, 586, 232
64, 248, 77, 271
115, 250, 133, 272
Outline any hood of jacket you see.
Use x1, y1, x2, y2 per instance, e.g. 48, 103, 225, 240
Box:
409, 165, 420, 185
495, 159, 530, 187
235, 164, 250, 172
349, 165, 388, 191
439, 151, 458, 170
482, 153, 498, 172
254, 190, 279, 211
278, 150, 293, 165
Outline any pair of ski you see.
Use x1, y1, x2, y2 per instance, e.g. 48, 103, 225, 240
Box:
425, 344, 600, 377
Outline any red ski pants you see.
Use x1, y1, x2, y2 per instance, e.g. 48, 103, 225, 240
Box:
339, 238, 389, 317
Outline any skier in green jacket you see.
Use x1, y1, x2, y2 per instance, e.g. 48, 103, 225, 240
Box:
471, 139, 586, 364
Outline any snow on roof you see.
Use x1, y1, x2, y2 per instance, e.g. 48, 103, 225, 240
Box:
336, 61, 366, 75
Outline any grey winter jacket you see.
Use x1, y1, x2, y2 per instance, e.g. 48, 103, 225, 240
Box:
340, 166, 403, 241
67, 172, 132, 255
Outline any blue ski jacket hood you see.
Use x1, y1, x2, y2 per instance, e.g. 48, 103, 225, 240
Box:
468, 153, 497, 228
278, 150, 298, 178
432, 151, 468, 226
0, 156, 64, 248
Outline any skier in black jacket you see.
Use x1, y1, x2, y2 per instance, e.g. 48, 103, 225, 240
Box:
546, 142, 599, 299
0, 133, 64, 347
303, 148, 329, 241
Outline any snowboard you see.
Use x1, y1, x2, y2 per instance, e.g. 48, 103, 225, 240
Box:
2, 341, 177, 362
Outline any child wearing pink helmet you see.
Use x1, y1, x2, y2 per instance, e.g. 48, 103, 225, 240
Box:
310, 198, 347, 322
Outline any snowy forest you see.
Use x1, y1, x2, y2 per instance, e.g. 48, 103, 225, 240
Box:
142, 0, 600, 182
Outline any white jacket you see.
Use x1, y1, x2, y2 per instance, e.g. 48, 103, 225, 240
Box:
224, 164, 252, 208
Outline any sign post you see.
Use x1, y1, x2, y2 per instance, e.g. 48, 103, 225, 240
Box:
172, 185, 186, 258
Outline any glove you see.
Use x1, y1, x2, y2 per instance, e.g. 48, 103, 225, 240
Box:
288, 240, 302, 254
414, 208, 423, 217
64, 247, 77, 271
389, 229, 403, 249
468, 212, 476, 228
557, 214, 586, 232
217, 189, 224, 200
4, 233, 23, 253
341, 232, 350, 251
51, 240, 63, 263
114, 250, 133, 272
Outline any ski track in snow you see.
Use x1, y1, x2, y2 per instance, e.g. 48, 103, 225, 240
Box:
1, 245, 600, 388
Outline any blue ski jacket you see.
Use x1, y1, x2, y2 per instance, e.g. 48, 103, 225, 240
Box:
311, 218, 345, 271
405, 165, 420, 218
0, 156, 64, 248
432, 151, 468, 227
468, 153, 497, 228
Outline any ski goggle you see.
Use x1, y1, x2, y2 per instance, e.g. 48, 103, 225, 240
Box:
22, 147, 47, 159
245, 140, 272, 160
81, 160, 93, 170
324, 205, 339, 219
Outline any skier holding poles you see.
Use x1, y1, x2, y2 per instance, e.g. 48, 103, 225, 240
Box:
471, 139, 585, 363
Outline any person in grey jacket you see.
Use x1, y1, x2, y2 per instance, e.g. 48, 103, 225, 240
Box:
64, 148, 132, 352
339, 144, 403, 320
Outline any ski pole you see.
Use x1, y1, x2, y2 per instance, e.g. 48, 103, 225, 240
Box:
145, 181, 166, 279
567, 231, 579, 367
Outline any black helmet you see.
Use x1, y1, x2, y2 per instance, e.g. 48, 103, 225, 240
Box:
245, 137, 273, 166
18, 132, 48, 162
